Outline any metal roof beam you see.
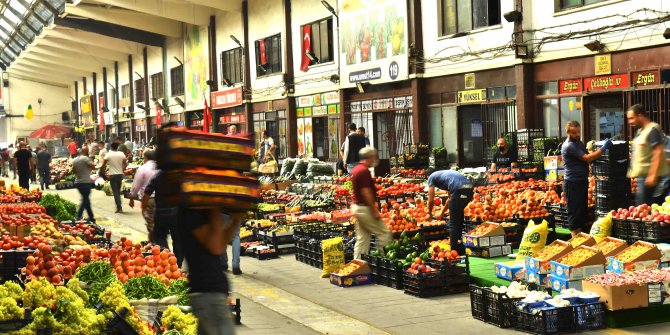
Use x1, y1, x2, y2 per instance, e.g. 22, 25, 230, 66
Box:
7, 68, 76, 86
84, 0, 213, 26
65, 3, 182, 38
17, 0, 50, 26
26, 47, 112, 69
166, 0, 242, 13
0, 1, 41, 36
46, 27, 142, 54
36, 38, 128, 61
38, 0, 62, 17
11, 62, 91, 77
19, 53, 104, 73
54, 16, 165, 47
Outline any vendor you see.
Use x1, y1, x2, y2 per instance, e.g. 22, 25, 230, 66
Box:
427, 170, 473, 253
490, 137, 518, 171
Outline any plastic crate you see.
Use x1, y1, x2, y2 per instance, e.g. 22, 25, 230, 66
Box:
0, 309, 31, 332
403, 271, 444, 289
574, 302, 606, 331
469, 285, 487, 321
629, 220, 645, 240
483, 288, 523, 328
591, 160, 629, 179
642, 221, 670, 242
426, 255, 470, 276
593, 142, 629, 161
252, 248, 279, 260
611, 218, 630, 240
515, 306, 576, 335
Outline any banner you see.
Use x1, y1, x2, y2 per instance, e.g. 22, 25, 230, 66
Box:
211, 87, 243, 109
184, 24, 210, 111
156, 105, 163, 126
339, 0, 408, 87
80, 95, 94, 127
300, 25, 312, 72
99, 96, 105, 130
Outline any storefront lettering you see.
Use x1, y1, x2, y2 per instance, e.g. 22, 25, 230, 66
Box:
457, 89, 487, 104
632, 71, 660, 86
394, 97, 406, 109
350, 101, 361, 112
349, 68, 382, 83
559, 79, 582, 94
322, 91, 340, 104
361, 100, 373, 111
211, 88, 243, 109
584, 74, 629, 91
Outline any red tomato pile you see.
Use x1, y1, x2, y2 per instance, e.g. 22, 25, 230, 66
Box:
58, 222, 100, 240
23, 244, 90, 284
0, 203, 46, 215
0, 235, 47, 250
376, 183, 424, 199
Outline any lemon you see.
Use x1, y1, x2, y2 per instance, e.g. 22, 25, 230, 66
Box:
392, 34, 401, 54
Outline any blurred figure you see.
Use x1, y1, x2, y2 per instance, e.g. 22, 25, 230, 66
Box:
72, 148, 96, 222
101, 142, 128, 213
14, 142, 33, 190
129, 150, 158, 242
37, 146, 52, 190
343, 123, 366, 173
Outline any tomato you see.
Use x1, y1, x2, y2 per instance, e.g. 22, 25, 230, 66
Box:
2, 243, 11, 250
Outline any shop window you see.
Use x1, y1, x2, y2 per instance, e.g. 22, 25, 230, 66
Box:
252, 110, 287, 159
540, 97, 582, 139
150, 72, 164, 100
558, 0, 608, 11
537, 82, 558, 96
541, 99, 559, 138
221, 48, 243, 85
351, 112, 374, 148
121, 84, 130, 99
170, 65, 184, 96
255, 34, 282, 76
301, 17, 334, 65
428, 107, 443, 148
374, 110, 413, 160
560, 97, 583, 138
134, 78, 146, 103
439, 0, 501, 36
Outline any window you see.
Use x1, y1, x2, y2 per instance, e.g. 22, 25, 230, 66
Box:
440, 0, 501, 36
221, 48, 243, 85
301, 17, 334, 65
134, 78, 146, 103
255, 34, 282, 76
109, 89, 117, 108
540, 97, 583, 138
559, 0, 607, 10
121, 84, 130, 99
536, 82, 559, 96
150, 72, 164, 99
170, 65, 184, 96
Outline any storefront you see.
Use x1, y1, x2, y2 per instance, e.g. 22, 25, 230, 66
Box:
295, 91, 341, 161
132, 116, 147, 145
211, 87, 246, 135
251, 99, 289, 159
117, 119, 131, 142
535, 47, 670, 141
424, 68, 518, 167
185, 111, 204, 131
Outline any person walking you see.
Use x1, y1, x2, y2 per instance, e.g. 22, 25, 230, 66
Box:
627, 104, 670, 205
490, 137, 518, 171
28, 146, 37, 185
351, 147, 392, 259
343, 123, 367, 173
0, 148, 9, 177
561, 120, 612, 236
88, 140, 99, 159
14, 142, 33, 190
98, 141, 108, 162
144, 170, 183, 266
259, 131, 276, 163
37, 146, 52, 190
68, 139, 78, 159
8, 144, 17, 179
129, 150, 158, 241
426, 170, 474, 253
101, 142, 128, 213
72, 148, 96, 222
221, 213, 242, 275
357, 127, 371, 146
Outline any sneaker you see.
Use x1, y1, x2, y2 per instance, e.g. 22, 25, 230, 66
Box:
232, 268, 242, 275
115, 209, 122, 213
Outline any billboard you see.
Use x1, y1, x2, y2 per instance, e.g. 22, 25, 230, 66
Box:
184, 24, 210, 111
338, 0, 408, 87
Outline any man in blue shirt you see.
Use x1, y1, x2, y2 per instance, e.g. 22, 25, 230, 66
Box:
427, 170, 473, 253
561, 120, 611, 236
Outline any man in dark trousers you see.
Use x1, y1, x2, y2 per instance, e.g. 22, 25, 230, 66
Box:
143, 170, 183, 267
561, 120, 611, 237
342, 123, 367, 173
427, 170, 474, 253
14, 142, 33, 190
37, 146, 52, 190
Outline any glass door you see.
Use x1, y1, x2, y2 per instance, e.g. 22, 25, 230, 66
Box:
459, 105, 484, 166
589, 94, 625, 141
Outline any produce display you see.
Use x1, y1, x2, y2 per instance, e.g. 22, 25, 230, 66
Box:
465, 180, 554, 222
557, 248, 597, 266
613, 244, 653, 262
466, 223, 499, 237
611, 203, 670, 224
406, 257, 436, 275
534, 242, 569, 262
593, 239, 625, 255
335, 262, 361, 276
585, 268, 670, 286
569, 235, 590, 248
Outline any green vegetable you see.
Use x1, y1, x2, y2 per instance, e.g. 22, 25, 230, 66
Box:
124, 275, 169, 300
167, 279, 190, 306
74, 261, 117, 306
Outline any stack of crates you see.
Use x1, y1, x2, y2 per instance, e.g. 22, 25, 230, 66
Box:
591, 141, 631, 214
507, 129, 544, 164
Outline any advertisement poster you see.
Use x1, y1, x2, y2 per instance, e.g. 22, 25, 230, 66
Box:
339, 0, 408, 87
184, 24, 210, 111
328, 118, 340, 159
304, 118, 313, 157
297, 118, 306, 156
80, 95, 94, 127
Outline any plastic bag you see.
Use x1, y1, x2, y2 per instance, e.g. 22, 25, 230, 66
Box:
589, 215, 612, 243
516, 219, 549, 260
321, 237, 345, 278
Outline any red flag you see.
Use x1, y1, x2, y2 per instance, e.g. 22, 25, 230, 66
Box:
98, 96, 105, 130
156, 105, 162, 126
259, 39, 267, 65
202, 97, 211, 133
300, 25, 312, 72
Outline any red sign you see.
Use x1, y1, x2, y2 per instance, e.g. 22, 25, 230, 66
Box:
211, 87, 243, 109
631, 70, 660, 87
98, 96, 105, 130
559, 79, 582, 94
584, 74, 629, 92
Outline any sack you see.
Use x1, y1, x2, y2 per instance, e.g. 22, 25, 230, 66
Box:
589, 215, 613, 243
516, 219, 549, 260
259, 160, 278, 174
321, 237, 345, 278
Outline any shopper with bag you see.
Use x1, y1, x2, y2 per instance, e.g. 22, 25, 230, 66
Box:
101, 142, 128, 213
351, 147, 392, 259
258, 131, 278, 174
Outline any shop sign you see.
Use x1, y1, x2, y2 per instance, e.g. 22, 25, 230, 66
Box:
559, 79, 582, 94
338, 0, 408, 87
584, 74, 629, 91
219, 114, 246, 123
327, 104, 339, 115
457, 89, 487, 104
297, 108, 304, 117
594, 54, 612, 75
373, 98, 393, 110
104, 111, 115, 125
322, 91, 340, 104
313, 105, 328, 116
304, 107, 312, 116
464, 73, 476, 89
211, 87, 243, 109
361, 100, 373, 111
297, 95, 314, 108
631, 70, 660, 87
350, 101, 361, 112
394, 97, 406, 109
406, 95, 413, 108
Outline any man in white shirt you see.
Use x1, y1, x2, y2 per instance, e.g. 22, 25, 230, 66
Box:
98, 141, 108, 162
128, 150, 158, 241
102, 142, 128, 213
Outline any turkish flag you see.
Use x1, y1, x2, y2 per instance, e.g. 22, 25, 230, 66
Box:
156, 105, 162, 126
300, 25, 312, 72
259, 39, 267, 65
99, 96, 105, 130
202, 97, 211, 133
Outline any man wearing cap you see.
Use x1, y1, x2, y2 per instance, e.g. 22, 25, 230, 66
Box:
427, 170, 474, 253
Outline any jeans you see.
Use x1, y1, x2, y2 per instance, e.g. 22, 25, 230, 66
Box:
18, 172, 29, 190
449, 187, 474, 253
9, 159, 16, 178
109, 174, 123, 210
154, 207, 183, 267
352, 204, 392, 259
222, 228, 241, 270
76, 183, 95, 221
564, 180, 589, 232
2, 161, 7, 177
39, 168, 50, 190
636, 176, 667, 206
653, 174, 670, 201
189, 292, 236, 335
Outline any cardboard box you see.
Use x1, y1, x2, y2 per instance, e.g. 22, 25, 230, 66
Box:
550, 246, 606, 280
276, 180, 297, 191
544, 156, 564, 170
647, 282, 670, 305
495, 260, 525, 281
526, 240, 574, 275
466, 244, 512, 258
655, 243, 670, 262
582, 280, 649, 311
525, 272, 549, 286
547, 274, 583, 292
608, 241, 662, 274
593, 237, 628, 257
463, 222, 506, 247
329, 260, 373, 287
568, 232, 596, 248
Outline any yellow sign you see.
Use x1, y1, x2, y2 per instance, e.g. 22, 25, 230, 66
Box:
464, 73, 476, 89
457, 89, 487, 104
594, 54, 611, 75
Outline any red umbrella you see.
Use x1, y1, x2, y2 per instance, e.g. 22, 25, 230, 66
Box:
29, 125, 71, 139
